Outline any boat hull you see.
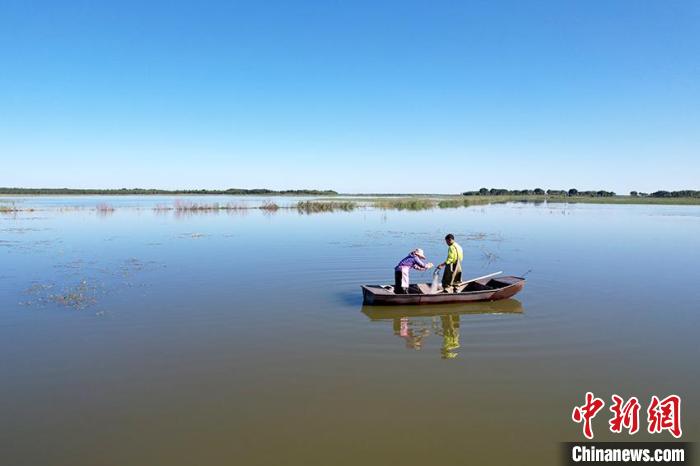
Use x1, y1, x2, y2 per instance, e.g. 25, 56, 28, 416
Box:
361, 276, 525, 306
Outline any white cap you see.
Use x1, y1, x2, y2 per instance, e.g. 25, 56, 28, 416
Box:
412, 248, 426, 259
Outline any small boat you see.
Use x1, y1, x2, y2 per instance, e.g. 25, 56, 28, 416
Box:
361, 275, 525, 305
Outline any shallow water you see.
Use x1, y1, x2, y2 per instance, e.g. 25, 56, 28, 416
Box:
1, 198, 698, 465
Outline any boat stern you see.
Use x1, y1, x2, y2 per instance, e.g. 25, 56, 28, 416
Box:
361, 285, 376, 305
489, 277, 526, 300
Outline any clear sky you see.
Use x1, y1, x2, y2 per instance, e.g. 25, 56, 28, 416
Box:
1, 0, 698, 194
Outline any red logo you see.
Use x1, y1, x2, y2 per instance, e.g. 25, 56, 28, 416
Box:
647, 395, 682, 438
572, 393, 682, 439
572, 392, 605, 439
609, 395, 640, 435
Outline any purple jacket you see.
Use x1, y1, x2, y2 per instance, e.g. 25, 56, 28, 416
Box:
395, 254, 428, 272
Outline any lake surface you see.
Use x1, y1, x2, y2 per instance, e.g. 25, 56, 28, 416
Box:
1, 197, 698, 465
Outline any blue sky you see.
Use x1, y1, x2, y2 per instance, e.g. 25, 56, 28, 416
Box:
1, 0, 698, 193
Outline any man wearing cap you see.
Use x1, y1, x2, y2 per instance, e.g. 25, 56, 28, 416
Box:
437, 234, 463, 293
394, 249, 433, 294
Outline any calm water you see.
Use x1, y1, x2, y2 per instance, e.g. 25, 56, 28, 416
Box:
1, 197, 698, 465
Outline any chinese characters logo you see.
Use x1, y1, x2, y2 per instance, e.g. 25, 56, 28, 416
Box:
571, 392, 681, 439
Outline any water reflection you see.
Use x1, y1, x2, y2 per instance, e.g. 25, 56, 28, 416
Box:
362, 299, 524, 359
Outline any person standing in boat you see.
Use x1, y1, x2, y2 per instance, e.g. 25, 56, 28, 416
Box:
394, 249, 433, 294
437, 234, 463, 293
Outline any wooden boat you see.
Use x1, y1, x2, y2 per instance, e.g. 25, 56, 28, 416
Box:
361, 275, 525, 306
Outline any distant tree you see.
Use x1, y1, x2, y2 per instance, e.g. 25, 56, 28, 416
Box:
489, 188, 509, 195
0, 187, 338, 196
455, 188, 700, 199
649, 190, 700, 198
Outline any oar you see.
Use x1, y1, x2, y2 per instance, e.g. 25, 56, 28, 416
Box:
454, 271, 502, 287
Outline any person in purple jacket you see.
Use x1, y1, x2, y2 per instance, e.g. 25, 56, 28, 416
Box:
394, 249, 433, 294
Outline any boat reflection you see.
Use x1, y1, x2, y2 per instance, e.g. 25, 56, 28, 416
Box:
361, 299, 524, 359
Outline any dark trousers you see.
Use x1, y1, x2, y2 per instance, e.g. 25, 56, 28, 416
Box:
442, 263, 462, 292
394, 270, 407, 294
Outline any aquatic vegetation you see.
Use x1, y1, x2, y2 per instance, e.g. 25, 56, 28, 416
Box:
170, 200, 249, 212
296, 200, 356, 213
96, 203, 115, 212
467, 232, 488, 241
95, 203, 115, 217
22, 280, 100, 310
373, 198, 436, 210
480, 247, 500, 266
259, 201, 280, 211
49, 280, 99, 310
0, 202, 22, 213
56, 206, 87, 213
174, 200, 218, 211
25, 282, 54, 294
437, 199, 472, 209
220, 202, 248, 210
1, 227, 46, 234
167, 200, 251, 218
21, 257, 162, 311
153, 203, 172, 211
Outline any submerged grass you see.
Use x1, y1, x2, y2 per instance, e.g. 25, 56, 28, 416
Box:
437, 198, 474, 208
259, 201, 280, 211
171, 200, 248, 212
297, 200, 356, 214
49, 280, 98, 310
0, 202, 24, 213
168, 200, 280, 212
373, 198, 437, 210
96, 203, 115, 211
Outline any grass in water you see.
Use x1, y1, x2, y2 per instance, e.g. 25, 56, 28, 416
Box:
373, 198, 436, 210
437, 199, 473, 208
96, 203, 115, 213
171, 201, 247, 211
297, 200, 356, 213
259, 201, 280, 211
0, 202, 22, 213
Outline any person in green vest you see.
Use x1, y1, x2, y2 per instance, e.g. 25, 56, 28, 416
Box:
437, 233, 463, 293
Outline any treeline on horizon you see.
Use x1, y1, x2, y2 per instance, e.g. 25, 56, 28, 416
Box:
2, 187, 698, 198
462, 188, 700, 198
0, 187, 338, 195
